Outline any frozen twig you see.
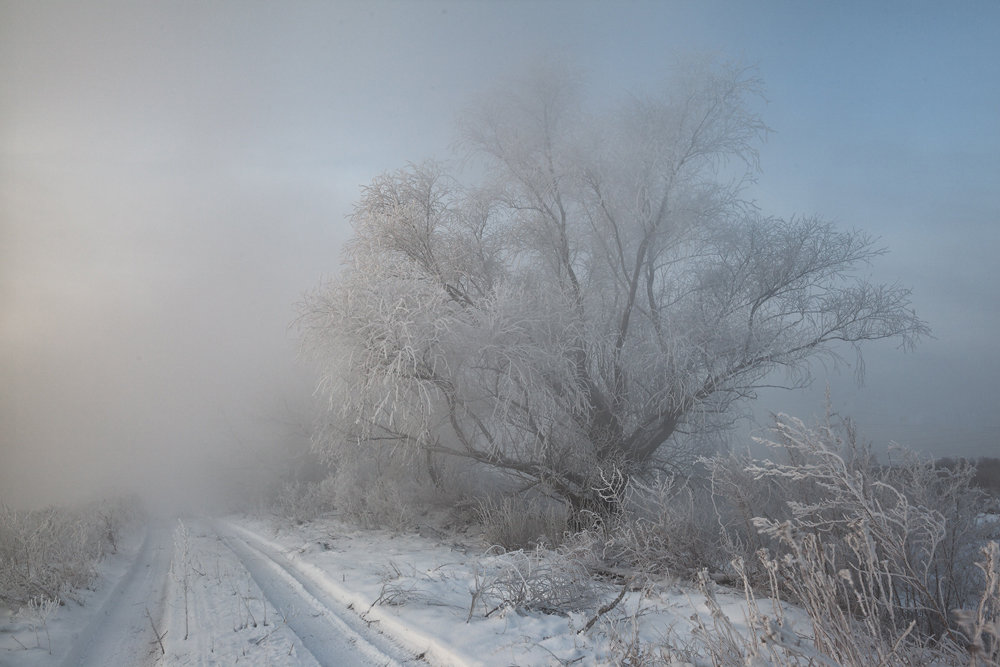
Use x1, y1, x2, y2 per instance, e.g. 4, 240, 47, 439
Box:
579, 578, 631, 634
145, 606, 166, 655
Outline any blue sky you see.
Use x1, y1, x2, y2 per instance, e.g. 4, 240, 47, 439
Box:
2, 1, 998, 506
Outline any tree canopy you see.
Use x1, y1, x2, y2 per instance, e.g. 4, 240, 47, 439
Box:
299, 60, 928, 511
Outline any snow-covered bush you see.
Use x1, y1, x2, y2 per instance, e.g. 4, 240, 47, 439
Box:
17, 594, 59, 654
331, 471, 415, 531
586, 472, 721, 578
580, 413, 999, 665
270, 441, 426, 529
704, 448, 790, 583
476, 495, 569, 551
953, 540, 1000, 665
740, 414, 996, 662
271, 479, 337, 525
0, 497, 138, 606
469, 545, 600, 618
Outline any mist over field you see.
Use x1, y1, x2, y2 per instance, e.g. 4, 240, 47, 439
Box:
4, 5, 1000, 666
2, 1, 999, 512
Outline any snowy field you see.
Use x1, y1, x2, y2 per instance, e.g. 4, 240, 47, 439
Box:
0, 514, 780, 666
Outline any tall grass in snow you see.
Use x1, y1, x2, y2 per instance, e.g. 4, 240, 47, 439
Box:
0, 497, 139, 606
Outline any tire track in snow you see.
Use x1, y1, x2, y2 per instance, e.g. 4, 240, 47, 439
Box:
60, 523, 174, 667
156, 520, 323, 666
216, 524, 419, 667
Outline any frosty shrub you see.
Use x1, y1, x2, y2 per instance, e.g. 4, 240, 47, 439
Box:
0, 497, 138, 606
270, 471, 416, 530
953, 540, 1000, 665
469, 545, 600, 618
338, 475, 414, 531
740, 414, 996, 663
17, 594, 59, 654
582, 413, 1000, 665
476, 495, 569, 551
271, 423, 415, 530
705, 449, 776, 563
272, 479, 337, 525
591, 471, 721, 578
323, 453, 417, 531
881, 446, 996, 613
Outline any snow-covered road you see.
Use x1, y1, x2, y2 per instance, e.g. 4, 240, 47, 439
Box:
5, 513, 797, 666
60, 522, 173, 667
216, 521, 416, 666
3, 519, 422, 667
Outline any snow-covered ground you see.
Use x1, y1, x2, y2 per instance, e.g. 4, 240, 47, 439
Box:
0, 514, 780, 666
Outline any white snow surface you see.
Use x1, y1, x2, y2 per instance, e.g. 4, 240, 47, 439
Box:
0, 514, 780, 666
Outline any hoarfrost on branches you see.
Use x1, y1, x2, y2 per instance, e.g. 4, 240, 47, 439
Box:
299, 59, 928, 513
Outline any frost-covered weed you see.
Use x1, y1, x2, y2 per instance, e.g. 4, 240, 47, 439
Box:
0, 497, 138, 606
476, 495, 569, 551
747, 415, 988, 637
271, 479, 337, 525
468, 545, 601, 618
953, 540, 1000, 665
723, 414, 996, 665
170, 519, 198, 640
570, 412, 1000, 664
591, 472, 721, 577
334, 474, 414, 530
18, 594, 59, 653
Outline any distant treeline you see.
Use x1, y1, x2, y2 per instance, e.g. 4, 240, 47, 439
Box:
937, 456, 1000, 498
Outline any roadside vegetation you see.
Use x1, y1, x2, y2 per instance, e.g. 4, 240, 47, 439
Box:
7, 53, 993, 665
270, 412, 1000, 665
286, 55, 997, 665
0, 495, 141, 644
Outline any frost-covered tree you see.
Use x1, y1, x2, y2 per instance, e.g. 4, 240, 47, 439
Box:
299, 60, 928, 513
